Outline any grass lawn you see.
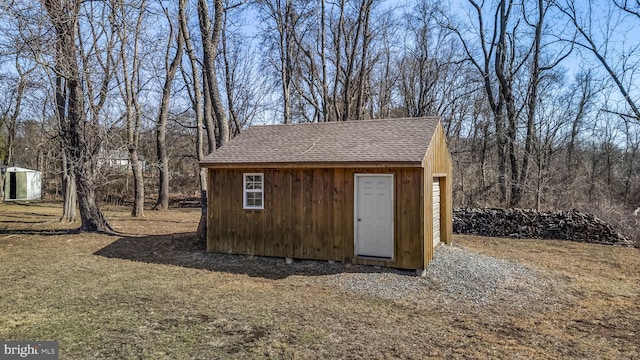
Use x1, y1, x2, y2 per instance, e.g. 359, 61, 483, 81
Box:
0, 202, 638, 359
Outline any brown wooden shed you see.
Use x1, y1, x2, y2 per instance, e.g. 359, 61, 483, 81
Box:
200, 117, 452, 273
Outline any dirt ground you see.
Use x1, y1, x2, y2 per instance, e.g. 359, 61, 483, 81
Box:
0, 202, 638, 359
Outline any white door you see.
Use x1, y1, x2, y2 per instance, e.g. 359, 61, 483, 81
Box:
355, 174, 394, 259
432, 178, 441, 247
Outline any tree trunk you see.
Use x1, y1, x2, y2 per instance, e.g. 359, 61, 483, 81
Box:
154, 7, 184, 211
281, 0, 293, 124
196, 0, 230, 240
56, 72, 76, 222
61, 177, 78, 223
75, 165, 111, 232
129, 148, 145, 217
202, 73, 217, 153
196, 185, 208, 241
43, 0, 112, 233
61, 151, 77, 222
180, 0, 207, 240
0, 173, 4, 203
195, 1, 216, 153
154, 118, 170, 211
113, 0, 147, 217
513, 0, 545, 207
567, 72, 592, 175
320, 0, 329, 122
198, 0, 229, 147
355, 0, 373, 120
494, 0, 519, 206
212, 0, 230, 146
332, 0, 346, 121
221, 11, 241, 134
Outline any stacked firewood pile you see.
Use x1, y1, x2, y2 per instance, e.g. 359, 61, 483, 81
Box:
453, 208, 632, 246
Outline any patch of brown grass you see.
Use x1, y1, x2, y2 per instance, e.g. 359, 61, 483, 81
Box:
0, 202, 638, 359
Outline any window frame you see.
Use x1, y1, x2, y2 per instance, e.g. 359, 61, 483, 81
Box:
243, 173, 264, 210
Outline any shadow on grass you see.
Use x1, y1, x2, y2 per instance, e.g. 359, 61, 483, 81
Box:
0, 228, 82, 236
0, 220, 50, 225
94, 232, 414, 280
0, 212, 60, 219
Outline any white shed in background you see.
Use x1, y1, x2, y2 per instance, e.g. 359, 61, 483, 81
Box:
3, 167, 42, 201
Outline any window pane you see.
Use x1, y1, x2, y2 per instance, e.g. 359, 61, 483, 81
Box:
246, 192, 262, 207
254, 176, 262, 190
245, 175, 263, 190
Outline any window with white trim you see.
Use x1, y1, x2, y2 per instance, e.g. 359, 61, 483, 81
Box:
243, 173, 264, 209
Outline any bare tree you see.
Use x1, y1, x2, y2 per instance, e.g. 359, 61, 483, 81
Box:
1, 59, 34, 166
337, 0, 375, 121
255, 0, 304, 124
177, 0, 207, 238
565, 71, 594, 174
220, 10, 240, 134
330, 0, 346, 121
195, 0, 230, 239
447, 0, 570, 207
41, 0, 113, 232
320, 0, 329, 122
257, 0, 382, 123
111, 0, 149, 217
154, 1, 184, 211
446, 0, 508, 203
353, 0, 375, 120
558, 0, 640, 122
369, 14, 397, 120
512, 0, 572, 206
558, 0, 640, 216
197, 0, 229, 146
399, 0, 458, 118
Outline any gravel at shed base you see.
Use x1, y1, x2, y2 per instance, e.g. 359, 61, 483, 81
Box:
313, 245, 555, 308
169, 241, 559, 309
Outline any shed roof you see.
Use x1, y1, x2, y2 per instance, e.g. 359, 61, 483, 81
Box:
2, 166, 40, 173
200, 117, 441, 167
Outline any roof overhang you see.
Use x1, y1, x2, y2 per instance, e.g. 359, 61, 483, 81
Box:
200, 161, 423, 169
2, 166, 40, 173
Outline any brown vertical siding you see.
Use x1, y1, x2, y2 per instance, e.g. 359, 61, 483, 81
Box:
207, 167, 424, 270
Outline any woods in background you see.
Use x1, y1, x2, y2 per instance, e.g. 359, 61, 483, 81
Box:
0, 0, 638, 239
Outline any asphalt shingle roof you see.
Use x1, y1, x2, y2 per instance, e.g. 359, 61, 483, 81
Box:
200, 117, 440, 167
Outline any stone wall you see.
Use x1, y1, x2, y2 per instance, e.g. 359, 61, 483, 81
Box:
453, 208, 632, 246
